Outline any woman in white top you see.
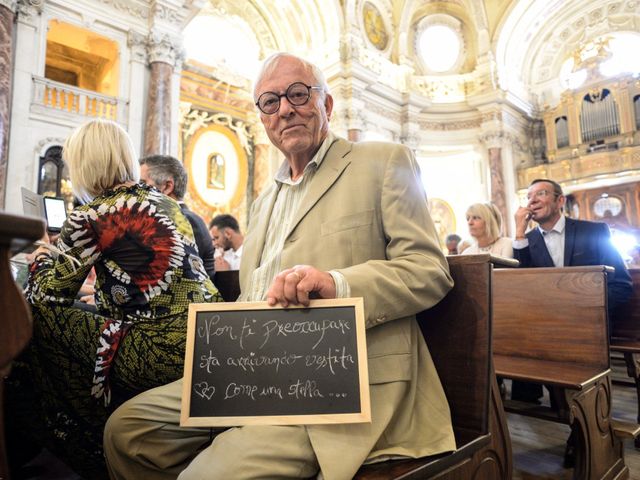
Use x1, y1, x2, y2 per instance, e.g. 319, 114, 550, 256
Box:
461, 202, 513, 258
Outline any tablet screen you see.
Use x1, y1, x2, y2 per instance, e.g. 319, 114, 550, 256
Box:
43, 197, 67, 232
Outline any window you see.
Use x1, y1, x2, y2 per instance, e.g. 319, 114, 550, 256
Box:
415, 15, 464, 75
38, 146, 74, 210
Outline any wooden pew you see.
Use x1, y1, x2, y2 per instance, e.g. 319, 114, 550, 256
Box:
492, 266, 628, 480
610, 267, 640, 448
0, 212, 45, 480
355, 254, 512, 479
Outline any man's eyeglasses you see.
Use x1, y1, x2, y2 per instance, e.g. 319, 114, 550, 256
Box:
527, 190, 559, 201
255, 82, 323, 115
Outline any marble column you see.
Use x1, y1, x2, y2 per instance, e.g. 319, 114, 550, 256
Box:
143, 61, 172, 155
488, 146, 510, 236
0, 1, 16, 209
143, 32, 181, 156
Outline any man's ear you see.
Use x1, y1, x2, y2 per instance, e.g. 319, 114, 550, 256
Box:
224, 227, 233, 239
162, 178, 175, 196
324, 93, 334, 121
557, 194, 566, 210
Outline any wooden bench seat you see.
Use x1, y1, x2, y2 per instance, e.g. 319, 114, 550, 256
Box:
610, 267, 640, 448
493, 355, 610, 389
356, 254, 511, 479
0, 212, 45, 480
492, 265, 628, 480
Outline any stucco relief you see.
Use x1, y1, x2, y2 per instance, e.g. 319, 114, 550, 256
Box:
419, 118, 481, 131
532, 1, 639, 84
181, 108, 252, 156
0, 0, 17, 12
362, 101, 401, 123
150, 3, 182, 24
97, 0, 148, 19
128, 30, 148, 63
16, 0, 43, 18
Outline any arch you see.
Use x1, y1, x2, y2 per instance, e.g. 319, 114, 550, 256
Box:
495, 0, 640, 109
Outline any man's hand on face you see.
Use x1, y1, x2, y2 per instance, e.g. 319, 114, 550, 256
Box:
214, 256, 231, 271
266, 265, 337, 307
514, 206, 532, 239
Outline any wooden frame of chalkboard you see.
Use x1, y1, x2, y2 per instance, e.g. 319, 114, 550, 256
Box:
181, 298, 370, 427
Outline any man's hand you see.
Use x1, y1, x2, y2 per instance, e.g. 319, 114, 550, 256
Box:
215, 256, 231, 271
266, 265, 336, 307
514, 206, 532, 239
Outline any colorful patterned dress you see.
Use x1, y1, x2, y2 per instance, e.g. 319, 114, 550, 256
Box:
8, 183, 222, 478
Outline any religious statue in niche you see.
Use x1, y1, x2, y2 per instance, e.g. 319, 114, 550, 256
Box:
427, 198, 456, 249
207, 152, 226, 190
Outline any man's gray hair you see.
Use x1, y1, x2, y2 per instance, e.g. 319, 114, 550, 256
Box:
253, 52, 330, 100
140, 155, 188, 200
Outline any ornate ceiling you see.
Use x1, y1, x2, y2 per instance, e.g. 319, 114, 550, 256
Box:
182, 0, 639, 113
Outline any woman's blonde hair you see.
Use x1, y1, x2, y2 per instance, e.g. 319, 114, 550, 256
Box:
63, 119, 139, 202
466, 202, 503, 242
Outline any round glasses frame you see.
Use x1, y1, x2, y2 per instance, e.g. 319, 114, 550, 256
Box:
255, 82, 323, 115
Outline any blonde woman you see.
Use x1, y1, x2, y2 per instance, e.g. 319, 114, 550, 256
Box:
461, 202, 513, 258
9, 119, 222, 478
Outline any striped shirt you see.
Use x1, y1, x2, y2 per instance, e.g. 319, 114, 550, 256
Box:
239, 132, 350, 302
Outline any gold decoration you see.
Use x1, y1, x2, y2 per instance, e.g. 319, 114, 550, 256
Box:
363, 2, 388, 51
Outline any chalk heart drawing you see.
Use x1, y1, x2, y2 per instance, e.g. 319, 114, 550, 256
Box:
194, 382, 216, 400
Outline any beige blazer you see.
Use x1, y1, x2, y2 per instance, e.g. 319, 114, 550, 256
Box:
240, 137, 456, 480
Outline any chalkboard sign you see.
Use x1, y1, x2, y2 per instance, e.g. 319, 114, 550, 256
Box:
181, 298, 370, 427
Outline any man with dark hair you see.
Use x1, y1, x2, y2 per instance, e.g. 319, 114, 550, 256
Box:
444, 233, 461, 255
514, 178, 631, 314
140, 155, 215, 281
513, 177, 632, 466
208, 213, 244, 271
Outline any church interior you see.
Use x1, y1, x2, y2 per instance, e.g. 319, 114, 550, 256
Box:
1, 0, 640, 478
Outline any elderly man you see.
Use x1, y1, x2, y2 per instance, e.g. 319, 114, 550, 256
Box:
140, 155, 216, 281
104, 53, 455, 480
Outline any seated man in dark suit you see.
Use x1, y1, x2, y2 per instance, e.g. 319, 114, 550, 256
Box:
514, 178, 632, 317
512, 178, 632, 466
140, 155, 216, 281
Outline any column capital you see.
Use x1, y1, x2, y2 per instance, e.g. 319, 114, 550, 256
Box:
148, 30, 183, 67
0, 0, 17, 13
15, 0, 43, 17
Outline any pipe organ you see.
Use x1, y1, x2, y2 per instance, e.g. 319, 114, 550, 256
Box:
518, 76, 640, 193
580, 89, 620, 143
555, 116, 569, 148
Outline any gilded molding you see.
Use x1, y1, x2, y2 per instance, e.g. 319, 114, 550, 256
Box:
182, 108, 252, 155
